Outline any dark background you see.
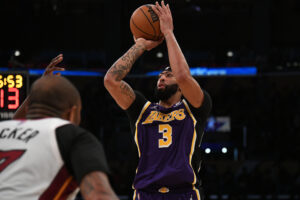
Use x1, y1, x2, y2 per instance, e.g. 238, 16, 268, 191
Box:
1, 0, 300, 199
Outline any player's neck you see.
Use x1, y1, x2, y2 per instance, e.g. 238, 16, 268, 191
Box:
26, 104, 61, 119
158, 93, 182, 108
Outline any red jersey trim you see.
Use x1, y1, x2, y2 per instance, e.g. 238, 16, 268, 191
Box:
39, 166, 78, 200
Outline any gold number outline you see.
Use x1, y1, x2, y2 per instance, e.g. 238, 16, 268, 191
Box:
158, 124, 172, 148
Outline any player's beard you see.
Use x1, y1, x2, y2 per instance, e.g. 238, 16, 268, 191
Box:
155, 83, 179, 101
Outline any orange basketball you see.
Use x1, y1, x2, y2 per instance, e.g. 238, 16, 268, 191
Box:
130, 4, 163, 41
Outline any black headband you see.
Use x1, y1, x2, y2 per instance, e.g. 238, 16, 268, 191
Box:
163, 66, 172, 72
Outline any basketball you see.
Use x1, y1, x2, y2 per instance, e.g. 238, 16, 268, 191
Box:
130, 4, 162, 41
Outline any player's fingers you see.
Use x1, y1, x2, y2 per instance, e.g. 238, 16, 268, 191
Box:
47, 58, 62, 70
55, 72, 61, 76
155, 1, 164, 14
152, 37, 164, 46
53, 67, 65, 71
166, 4, 172, 15
51, 55, 63, 66
45, 67, 65, 75
161, 1, 168, 14
153, 2, 161, 16
161, 1, 167, 9
158, 37, 164, 44
50, 54, 63, 64
152, 5, 161, 17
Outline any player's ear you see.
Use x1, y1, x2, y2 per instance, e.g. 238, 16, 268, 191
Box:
69, 105, 81, 125
64, 105, 80, 125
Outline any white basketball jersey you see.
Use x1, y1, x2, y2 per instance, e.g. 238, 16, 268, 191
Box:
0, 118, 79, 200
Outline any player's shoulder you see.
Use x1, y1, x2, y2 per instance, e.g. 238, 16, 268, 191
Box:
56, 123, 89, 136
182, 90, 212, 120
55, 123, 96, 151
183, 90, 212, 109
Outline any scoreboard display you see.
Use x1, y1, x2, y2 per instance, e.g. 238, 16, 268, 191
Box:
0, 72, 29, 120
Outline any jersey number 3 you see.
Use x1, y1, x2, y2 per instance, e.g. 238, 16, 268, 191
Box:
158, 124, 172, 148
0, 150, 26, 173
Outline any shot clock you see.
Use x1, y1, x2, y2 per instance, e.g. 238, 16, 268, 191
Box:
0, 71, 29, 120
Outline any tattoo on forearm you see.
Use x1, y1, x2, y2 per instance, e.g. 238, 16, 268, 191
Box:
120, 81, 135, 99
81, 172, 117, 199
108, 44, 144, 81
81, 176, 94, 196
108, 64, 128, 81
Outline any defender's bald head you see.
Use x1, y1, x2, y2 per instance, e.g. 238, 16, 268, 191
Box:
28, 76, 81, 117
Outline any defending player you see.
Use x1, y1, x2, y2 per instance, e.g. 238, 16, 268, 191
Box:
0, 56, 119, 200
104, 1, 212, 199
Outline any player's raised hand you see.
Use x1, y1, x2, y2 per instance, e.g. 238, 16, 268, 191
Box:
43, 54, 65, 76
152, 1, 174, 37
134, 36, 164, 51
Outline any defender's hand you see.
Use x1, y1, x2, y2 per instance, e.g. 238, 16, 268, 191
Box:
43, 54, 65, 76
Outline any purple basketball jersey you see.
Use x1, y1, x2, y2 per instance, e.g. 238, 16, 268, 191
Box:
133, 100, 198, 191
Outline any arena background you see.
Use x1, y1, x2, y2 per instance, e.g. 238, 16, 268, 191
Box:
1, 0, 300, 199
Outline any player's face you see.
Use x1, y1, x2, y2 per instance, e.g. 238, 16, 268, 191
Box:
155, 71, 179, 101
157, 71, 177, 90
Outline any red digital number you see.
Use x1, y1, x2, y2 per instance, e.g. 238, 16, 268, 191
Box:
8, 88, 19, 110
0, 150, 26, 172
0, 89, 3, 108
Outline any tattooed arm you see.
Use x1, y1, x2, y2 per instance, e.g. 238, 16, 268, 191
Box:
80, 171, 119, 200
104, 38, 163, 110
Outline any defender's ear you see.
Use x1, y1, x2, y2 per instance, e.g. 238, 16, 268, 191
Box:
63, 105, 80, 125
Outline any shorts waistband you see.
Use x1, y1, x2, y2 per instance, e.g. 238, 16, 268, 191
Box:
137, 186, 197, 194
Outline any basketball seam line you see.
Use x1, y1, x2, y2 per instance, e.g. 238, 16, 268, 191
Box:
131, 19, 156, 37
139, 7, 157, 39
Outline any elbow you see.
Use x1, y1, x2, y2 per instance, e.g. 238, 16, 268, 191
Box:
176, 72, 190, 84
175, 65, 191, 83
104, 73, 116, 90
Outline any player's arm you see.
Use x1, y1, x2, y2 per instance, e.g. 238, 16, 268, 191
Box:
80, 171, 119, 200
13, 54, 65, 119
153, 1, 204, 108
56, 125, 119, 200
104, 38, 163, 110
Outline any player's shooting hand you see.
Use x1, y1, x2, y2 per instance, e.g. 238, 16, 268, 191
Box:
134, 36, 164, 51
152, 1, 174, 37
43, 54, 65, 76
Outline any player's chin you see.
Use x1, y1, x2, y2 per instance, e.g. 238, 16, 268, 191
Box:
157, 87, 165, 91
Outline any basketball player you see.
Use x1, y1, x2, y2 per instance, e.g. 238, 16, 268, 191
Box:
0, 67, 119, 199
104, 1, 212, 200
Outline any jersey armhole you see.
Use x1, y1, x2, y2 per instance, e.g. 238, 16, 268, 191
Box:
134, 101, 151, 157
182, 99, 197, 126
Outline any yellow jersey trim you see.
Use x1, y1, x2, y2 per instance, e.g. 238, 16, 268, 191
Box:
132, 190, 137, 200
193, 186, 201, 200
132, 101, 151, 190
182, 99, 198, 185
53, 176, 73, 200
134, 101, 151, 158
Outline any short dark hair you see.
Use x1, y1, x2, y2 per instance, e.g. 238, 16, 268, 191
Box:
28, 76, 81, 115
